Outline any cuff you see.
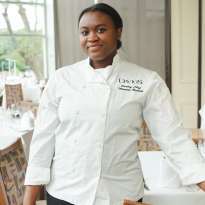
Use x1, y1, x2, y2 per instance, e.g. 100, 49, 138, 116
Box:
24, 166, 50, 185
180, 163, 205, 185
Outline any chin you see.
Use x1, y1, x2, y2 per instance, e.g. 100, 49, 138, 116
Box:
88, 54, 106, 61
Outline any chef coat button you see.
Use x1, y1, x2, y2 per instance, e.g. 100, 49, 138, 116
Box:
97, 142, 102, 149
82, 85, 86, 89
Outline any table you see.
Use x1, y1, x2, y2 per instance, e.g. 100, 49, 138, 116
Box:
144, 189, 205, 205
139, 151, 205, 205
0, 107, 33, 159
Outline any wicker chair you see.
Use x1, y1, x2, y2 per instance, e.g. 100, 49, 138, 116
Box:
137, 121, 161, 151
3, 84, 23, 108
0, 139, 27, 205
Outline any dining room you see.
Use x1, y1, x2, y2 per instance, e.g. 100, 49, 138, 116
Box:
0, 1, 205, 205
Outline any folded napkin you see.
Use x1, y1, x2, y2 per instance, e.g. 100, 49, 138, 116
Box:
22, 84, 41, 103
20, 111, 35, 130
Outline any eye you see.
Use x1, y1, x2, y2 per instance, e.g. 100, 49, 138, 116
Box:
97, 27, 106, 33
81, 30, 89, 36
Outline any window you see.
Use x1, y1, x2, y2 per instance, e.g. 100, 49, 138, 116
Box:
0, 0, 55, 80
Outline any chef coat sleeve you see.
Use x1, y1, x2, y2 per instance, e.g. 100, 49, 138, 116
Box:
24, 73, 60, 185
142, 73, 205, 185
199, 105, 205, 128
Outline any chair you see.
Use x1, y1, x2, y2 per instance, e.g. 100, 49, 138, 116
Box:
3, 84, 23, 108
137, 121, 161, 151
16, 100, 38, 118
0, 139, 27, 205
123, 199, 151, 205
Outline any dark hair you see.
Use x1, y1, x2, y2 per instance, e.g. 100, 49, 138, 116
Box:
78, 3, 123, 49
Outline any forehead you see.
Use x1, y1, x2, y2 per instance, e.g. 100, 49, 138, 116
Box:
79, 11, 115, 28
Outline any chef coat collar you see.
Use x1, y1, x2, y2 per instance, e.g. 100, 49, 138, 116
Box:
84, 54, 120, 84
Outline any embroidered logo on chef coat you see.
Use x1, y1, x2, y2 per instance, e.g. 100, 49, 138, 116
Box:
118, 78, 144, 92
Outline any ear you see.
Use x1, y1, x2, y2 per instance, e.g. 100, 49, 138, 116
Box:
116, 28, 122, 40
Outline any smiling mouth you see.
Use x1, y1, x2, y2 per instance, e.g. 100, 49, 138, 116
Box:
87, 45, 102, 49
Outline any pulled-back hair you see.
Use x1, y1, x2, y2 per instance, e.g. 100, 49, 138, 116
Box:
78, 3, 123, 49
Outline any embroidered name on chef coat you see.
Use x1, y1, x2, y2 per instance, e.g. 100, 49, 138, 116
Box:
118, 78, 144, 92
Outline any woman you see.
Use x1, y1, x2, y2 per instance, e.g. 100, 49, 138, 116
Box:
23, 3, 205, 205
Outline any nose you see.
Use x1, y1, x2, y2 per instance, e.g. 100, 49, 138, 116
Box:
87, 31, 99, 42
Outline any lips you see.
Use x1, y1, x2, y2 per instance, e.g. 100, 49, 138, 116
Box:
87, 44, 102, 49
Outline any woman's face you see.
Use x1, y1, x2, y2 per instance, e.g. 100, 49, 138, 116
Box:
79, 11, 122, 68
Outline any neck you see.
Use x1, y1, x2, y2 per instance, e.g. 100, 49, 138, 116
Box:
90, 52, 117, 69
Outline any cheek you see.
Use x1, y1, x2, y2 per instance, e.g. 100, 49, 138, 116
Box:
79, 37, 86, 50
105, 33, 118, 48
107, 38, 118, 50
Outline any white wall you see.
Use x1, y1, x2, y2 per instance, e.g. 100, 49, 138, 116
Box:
171, 0, 198, 128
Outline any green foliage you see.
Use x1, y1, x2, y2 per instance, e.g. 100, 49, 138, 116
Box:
0, 29, 44, 78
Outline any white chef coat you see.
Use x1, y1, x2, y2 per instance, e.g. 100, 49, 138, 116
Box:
25, 54, 205, 205
200, 105, 205, 129
199, 105, 205, 158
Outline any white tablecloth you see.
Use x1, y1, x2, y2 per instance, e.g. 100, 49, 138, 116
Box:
139, 151, 205, 205
0, 107, 33, 159
144, 189, 205, 205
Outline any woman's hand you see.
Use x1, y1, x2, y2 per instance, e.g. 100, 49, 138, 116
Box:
23, 185, 43, 205
123, 199, 150, 205
197, 181, 205, 191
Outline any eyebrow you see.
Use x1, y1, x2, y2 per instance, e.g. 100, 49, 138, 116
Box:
79, 24, 107, 30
